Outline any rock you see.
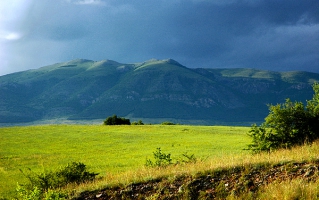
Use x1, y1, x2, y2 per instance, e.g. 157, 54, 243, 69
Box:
96, 193, 103, 198
304, 166, 316, 177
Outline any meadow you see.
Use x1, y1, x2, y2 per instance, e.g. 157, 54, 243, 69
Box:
0, 124, 250, 198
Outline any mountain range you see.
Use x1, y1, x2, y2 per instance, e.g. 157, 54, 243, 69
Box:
1, 58, 319, 125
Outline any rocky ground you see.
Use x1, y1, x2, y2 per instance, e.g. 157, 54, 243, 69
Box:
74, 160, 319, 200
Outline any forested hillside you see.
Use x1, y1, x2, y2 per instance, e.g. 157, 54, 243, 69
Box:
1, 59, 318, 125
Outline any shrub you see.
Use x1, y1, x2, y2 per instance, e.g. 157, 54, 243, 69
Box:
247, 124, 279, 153
145, 148, 197, 167
21, 162, 98, 192
57, 162, 98, 185
161, 121, 175, 125
131, 120, 144, 125
16, 184, 42, 200
103, 115, 131, 125
16, 184, 67, 200
145, 148, 172, 167
179, 152, 197, 164
247, 83, 319, 153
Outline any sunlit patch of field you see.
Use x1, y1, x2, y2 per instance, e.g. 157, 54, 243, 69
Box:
69, 139, 319, 199
0, 124, 250, 198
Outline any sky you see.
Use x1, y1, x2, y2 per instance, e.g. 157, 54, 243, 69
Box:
0, 0, 319, 76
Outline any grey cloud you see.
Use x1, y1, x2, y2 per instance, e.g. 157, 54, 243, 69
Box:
0, 0, 318, 76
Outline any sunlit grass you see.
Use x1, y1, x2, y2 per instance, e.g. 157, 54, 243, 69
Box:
66, 139, 319, 198
2, 124, 319, 199
0, 124, 250, 198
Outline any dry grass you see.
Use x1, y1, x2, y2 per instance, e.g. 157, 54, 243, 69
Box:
67, 141, 319, 198
255, 179, 319, 200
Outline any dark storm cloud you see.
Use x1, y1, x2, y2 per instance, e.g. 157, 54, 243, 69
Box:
126, 0, 319, 71
1, 0, 318, 75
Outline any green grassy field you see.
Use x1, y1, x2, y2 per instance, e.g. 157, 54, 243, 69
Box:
0, 125, 250, 198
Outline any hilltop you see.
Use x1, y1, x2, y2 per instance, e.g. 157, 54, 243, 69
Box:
1, 59, 319, 125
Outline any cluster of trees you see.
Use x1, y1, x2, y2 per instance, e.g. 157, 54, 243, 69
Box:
248, 83, 319, 153
103, 115, 146, 125
103, 115, 131, 125
103, 115, 177, 125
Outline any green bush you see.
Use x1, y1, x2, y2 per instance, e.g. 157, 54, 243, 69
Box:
21, 162, 98, 192
57, 162, 98, 185
131, 120, 144, 125
247, 83, 319, 153
16, 184, 67, 200
161, 121, 175, 125
179, 152, 197, 164
145, 148, 172, 167
16, 184, 42, 200
103, 115, 131, 125
145, 148, 197, 167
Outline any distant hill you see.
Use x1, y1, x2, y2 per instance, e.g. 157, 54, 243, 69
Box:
1, 59, 319, 125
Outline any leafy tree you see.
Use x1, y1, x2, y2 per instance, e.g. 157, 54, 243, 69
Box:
247, 83, 319, 153
103, 115, 131, 125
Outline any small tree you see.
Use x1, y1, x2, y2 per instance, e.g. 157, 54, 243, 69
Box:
247, 83, 319, 153
145, 148, 172, 167
103, 115, 131, 125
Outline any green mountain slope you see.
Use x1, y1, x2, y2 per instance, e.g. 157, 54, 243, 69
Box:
0, 59, 318, 125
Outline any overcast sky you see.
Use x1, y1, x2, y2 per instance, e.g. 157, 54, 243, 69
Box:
0, 0, 319, 76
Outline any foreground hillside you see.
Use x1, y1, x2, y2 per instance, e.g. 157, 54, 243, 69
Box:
1, 59, 319, 125
76, 159, 319, 199
72, 140, 319, 200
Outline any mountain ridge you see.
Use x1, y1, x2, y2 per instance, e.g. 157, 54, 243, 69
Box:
1, 59, 319, 125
